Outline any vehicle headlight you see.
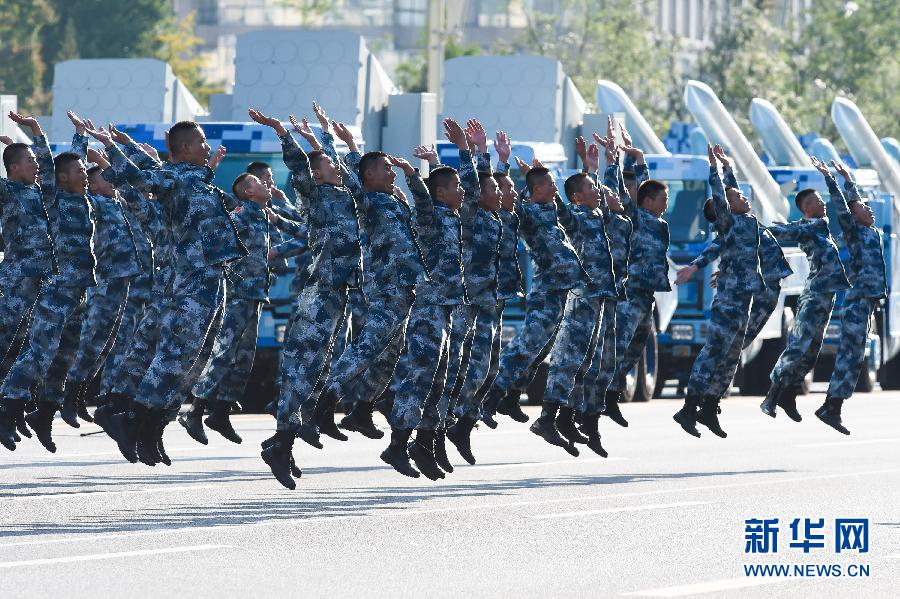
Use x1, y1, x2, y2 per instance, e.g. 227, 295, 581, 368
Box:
825, 324, 841, 340
275, 324, 287, 344
669, 324, 694, 341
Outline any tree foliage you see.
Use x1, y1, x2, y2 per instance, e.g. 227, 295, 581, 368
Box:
395, 38, 482, 94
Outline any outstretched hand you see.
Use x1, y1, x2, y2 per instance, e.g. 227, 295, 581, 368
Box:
413, 144, 438, 164
67, 111, 87, 135
0, 135, 13, 146
675, 264, 698, 286
387, 155, 415, 176
443, 118, 467, 151
288, 115, 320, 150
466, 119, 487, 153
312, 101, 330, 134
140, 143, 161, 162
8, 111, 42, 136
575, 136, 588, 165
514, 156, 531, 175
209, 145, 227, 170
331, 120, 357, 152
713, 144, 730, 168
495, 131, 511, 164
830, 159, 853, 182
810, 155, 830, 177
108, 124, 133, 146
249, 108, 287, 136
84, 126, 113, 147
586, 143, 600, 172
86, 147, 109, 167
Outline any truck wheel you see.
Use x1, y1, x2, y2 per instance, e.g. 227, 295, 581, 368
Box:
632, 319, 658, 402
879, 351, 900, 389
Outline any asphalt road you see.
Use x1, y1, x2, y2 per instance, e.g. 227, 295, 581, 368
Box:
1, 386, 898, 598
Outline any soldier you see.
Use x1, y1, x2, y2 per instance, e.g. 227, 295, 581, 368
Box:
1, 112, 96, 453
181, 172, 275, 445
54, 145, 142, 428
761, 167, 850, 423
672, 145, 762, 438
814, 158, 885, 435
86, 120, 247, 466
603, 124, 669, 428
0, 113, 59, 449
538, 136, 616, 456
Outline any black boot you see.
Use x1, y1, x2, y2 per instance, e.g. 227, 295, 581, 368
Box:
433, 429, 453, 473
479, 385, 506, 429
697, 396, 727, 438
556, 406, 589, 445
673, 395, 701, 438
157, 409, 178, 466
815, 397, 850, 435
264, 400, 277, 417
446, 416, 477, 465
496, 390, 530, 423
530, 403, 578, 456
25, 401, 58, 453
137, 410, 164, 466
93, 392, 127, 433
177, 398, 208, 445
261, 430, 297, 490
760, 379, 781, 417
107, 401, 150, 463
407, 429, 445, 481
205, 401, 242, 444
380, 428, 420, 478
13, 400, 31, 440
76, 379, 94, 423
60, 382, 83, 429
581, 415, 608, 457
0, 400, 20, 451
778, 384, 803, 422
602, 390, 629, 427
340, 401, 384, 439
314, 389, 348, 442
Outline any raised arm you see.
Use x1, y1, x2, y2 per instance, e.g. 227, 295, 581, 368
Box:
816, 157, 856, 241
709, 145, 733, 232
86, 127, 173, 196
251, 110, 316, 200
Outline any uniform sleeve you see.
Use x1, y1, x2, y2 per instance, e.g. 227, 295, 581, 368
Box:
280, 131, 316, 200
271, 201, 306, 224
270, 235, 309, 260
320, 131, 338, 164
767, 220, 820, 243
272, 213, 307, 237
553, 193, 578, 235
476, 150, 493, 174
497, 161, 511, 175
342, 151, 364, 199
458, 149, 480, 246
106, 143, 174, 197
709, 166, 733, 232
407, 170, 434, 231
123, 142, 163, 169
722, 165, 739, 189
825, 173, 856, 241
634, 161, 649, 187
691, 235, 722, 269
70, 133, 88, 159
33, 135, 56, 200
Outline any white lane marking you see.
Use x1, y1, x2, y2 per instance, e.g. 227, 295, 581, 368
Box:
12, 446, 213, 461
1, 484, 220, 502
532, 501, 715, 519
794, 437, 900, 448
623, 577, 782, 597
473, 457, 626, 470
0, 545, 230, 569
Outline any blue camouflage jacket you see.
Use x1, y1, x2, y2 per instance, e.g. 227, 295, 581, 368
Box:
601, 164, 635, 300
227, 199, 272, 300
487, 161, 523, 301
88, 192, 142, 281
0, 135, 58, 278
624, 162, 670, 293
828, 175, 886, 300
106, 144, 247, 276
458, 150, 501, 306
554, 191, 616, 299
768, 215, 850, 295
50, 133, 96, 287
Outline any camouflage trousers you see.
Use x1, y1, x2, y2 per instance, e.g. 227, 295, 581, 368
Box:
99, 288, 149, 394
0, 275, 43, 383
770, 289, 835, 387
705, 283, 781, 400
455, 302, 504, 420
545, 294, 606, 409
276, 283, 348, 432
420, 304, 475, 430
325, 286, 414, 408
389, 302, 454, 431
491, 290, 568, 395
110, 289, 171, 397
0, 279, 86, 403
685, 291, 752, 398
827, 296, 877, 400
65, 277, 131, 387
135, 267, 226, 411
580, 298, 618, 415
192, 298, 262, 405
609, 290, 656, 393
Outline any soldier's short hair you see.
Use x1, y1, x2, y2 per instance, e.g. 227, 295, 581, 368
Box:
246, 161, 271, 178
168, 121, 203, 154
357, 151, 388, 185
308, 150, 328, 172
525, 167, 551, 193
795, 188, 818, 212
564, 173, 590, 203
2, 143, 30, 172
426, 165, 458, 199
703, 198, 717, 223
232, 172, 254, 198
53, 152, 82, 180
637, 179, 667, 206
86, 165, 104, 181
478, 171, 496, 192
493, 172, 511, 185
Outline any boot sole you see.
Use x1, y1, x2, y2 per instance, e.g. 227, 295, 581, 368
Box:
339, 417, 385, 439
446, 430, 476, 465
815, 411, 850, 435
204, 417, 243, 444
408, 444, 445, 480
697, 418, 727, 438
530, 423, 579, 456
380, 450, 421, 478
177, 415, 209, 445
672, 413, 701, 438
261, 450, 297, 490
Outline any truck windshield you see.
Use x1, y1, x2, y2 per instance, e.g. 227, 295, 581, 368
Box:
664, 179, 710, 243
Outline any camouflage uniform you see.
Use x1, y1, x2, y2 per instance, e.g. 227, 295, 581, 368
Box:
0, 134, 58, 380
685, 165, 762, 398
609, 162, 670, 394
826, 177, 886, 400
192, 198, 272, 406
768, 206, 850, 388
390, 150, 471, 431
1, 134, 97, 405
544, 179, 616, 409
273, 131, 363, 431
105, 142, 247, 411
581, 163, 633, 414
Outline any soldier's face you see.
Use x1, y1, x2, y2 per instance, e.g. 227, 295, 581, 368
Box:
437, 174, 464, 211
260, 167, 275, 188
497, 175, 516, 211
479, 177, 501, 212
180, 129, 211, 166
726, 186, 751, 214
59, 160, 88, 194
10, 148, 39, 184
643, 188, 669, 217
851, 201, 875, 227
88, 173, 114, 197
364, 157, 395, 193
313, 155, 342, 186
576, 180, 601, 209
242, 175, 272, 204
803, 192, 826, 218
531, 173, 556, 203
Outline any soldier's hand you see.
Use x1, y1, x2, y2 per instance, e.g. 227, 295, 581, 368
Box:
249, 108, 287, 136
619, 122, 633, 147
514, 156, 531, 175
67, 111, 87, 135
209, 145, 227, 170
288, 115, 320, 150
713, 144, 730, 168
709, 270, 720, 288
86, 148, 108, 167
312, 101, 330, 134
466, 119, 488, 153
586, 143, 600, 172
532, 157, 545, 169
0, 135, 13, 146
575, 136, 587, 165
831, 159, 853, 182
108, 124, 133, 146
84, 126, 114, 147
332, 120, 357, 152
810, 156, 830, 177
675, 264, 698, 285
443, 118, 468, 151
271, 186, 287, 201
413, 144, 438, 164
621, 143, 644, 164
8, 111, 42, 137
140, 143, 161, 162
495, 130, 511, 164
387, 155, 415, 177
607, 115, 615, 140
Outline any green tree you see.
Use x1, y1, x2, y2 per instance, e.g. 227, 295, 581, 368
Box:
395, 38, 482, 94
0, 0, 55, 114
153, 12, 222, 106
275, 0, 335, 25
494, 0, 680, 134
